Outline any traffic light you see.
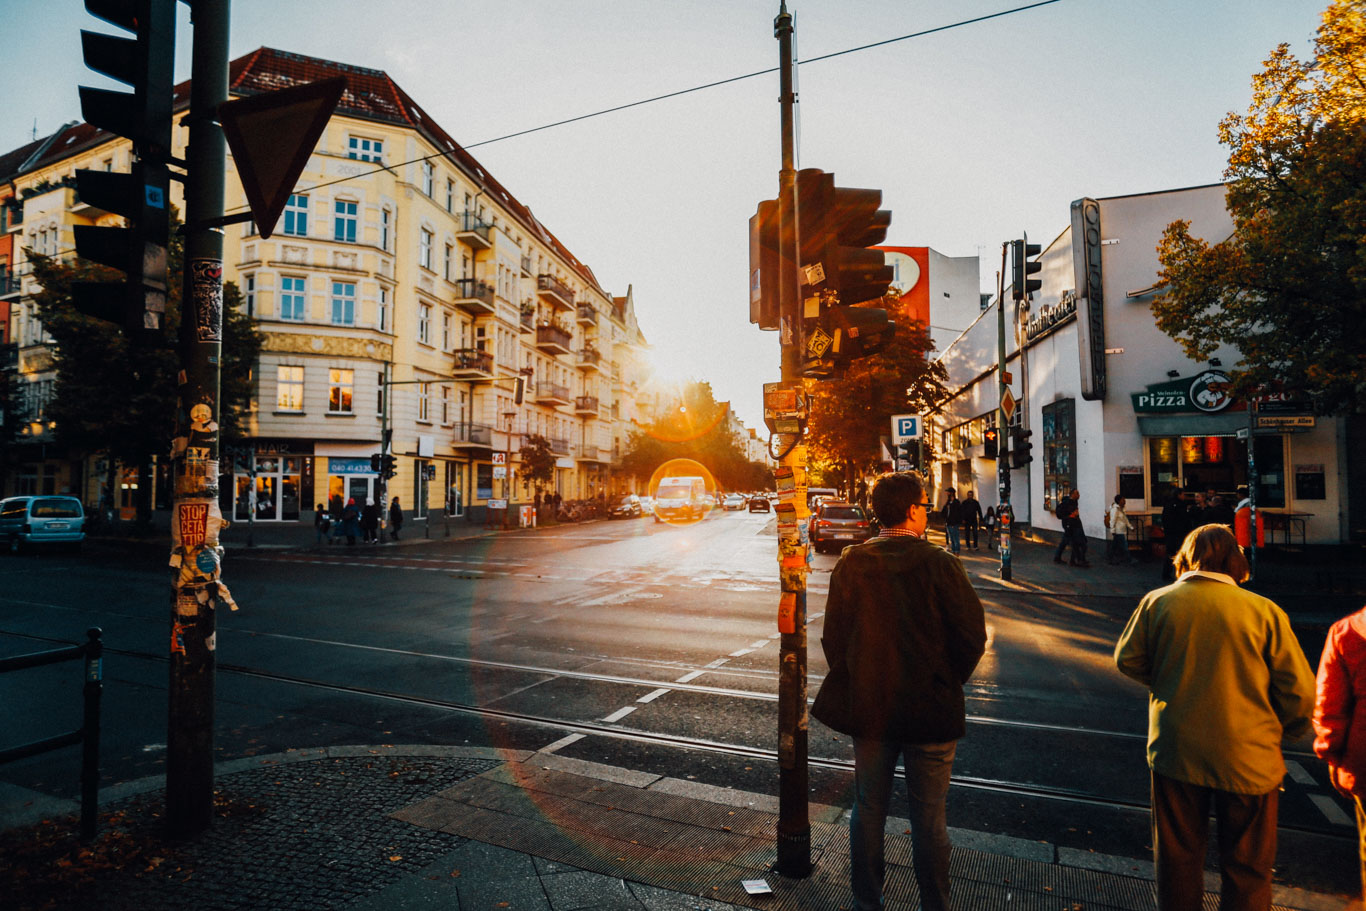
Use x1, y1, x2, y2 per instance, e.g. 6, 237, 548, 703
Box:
513, 376, 525, 405
1010, 427, 1033, 468
748, 198, 780, 330
370, 453, 382, 473
794, 169, 896, 375
897, 440, 917, 469
380, 454, 397, 480
72, 0, 176, 334
1011, 237, 1042, 302
983, 426, 999, 460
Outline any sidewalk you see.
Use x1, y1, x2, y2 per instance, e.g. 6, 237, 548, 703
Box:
1, 745, 1344, 911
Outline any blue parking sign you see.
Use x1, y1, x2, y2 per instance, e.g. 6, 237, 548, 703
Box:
894, 415, 921, 440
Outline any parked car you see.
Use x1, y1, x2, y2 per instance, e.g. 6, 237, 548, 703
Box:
810, 500, 872, 554
0, 495, 86, 553
609, 494, 643, 519
806, 487, 839, 509
748, 496, 771, 513
722, 493, 747, 510
638, 496, 655, 516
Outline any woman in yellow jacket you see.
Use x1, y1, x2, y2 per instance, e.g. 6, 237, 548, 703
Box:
1115, 524, 1316, 910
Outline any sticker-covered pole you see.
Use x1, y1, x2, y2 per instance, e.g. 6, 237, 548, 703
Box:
167, 0, 232, 839
773, 1, 811, 879
997, 243, 1012, 581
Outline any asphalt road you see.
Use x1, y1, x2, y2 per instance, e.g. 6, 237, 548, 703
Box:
0, 508, 1355, 896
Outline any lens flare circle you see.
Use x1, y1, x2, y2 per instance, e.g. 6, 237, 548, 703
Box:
648, 458, 716, 528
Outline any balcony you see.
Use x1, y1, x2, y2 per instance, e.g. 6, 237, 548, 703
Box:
518, 306, 534, 333
536, 274, 574, 311
575, 444, 608, 463
574, 395, 599, 417
576, 304, 596, 326
520, 255, 532, 276
452, 422, 494, 449
535, 322, 573, 355
0, 273, 21, 298
547, 437, 571, 455
457, 212, 492, 250
535, 382, 571, 406
1, 343, 18, 372
453, 278, 496, 316
452, 348, 494, 377
576, 348, 605, 373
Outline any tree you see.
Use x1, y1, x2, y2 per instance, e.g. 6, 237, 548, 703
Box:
26, 211, 261, 528
805, 295, 946, 489
1153, 0, 1366, 414
619, 381, 770, 491
518, 433, 556, 495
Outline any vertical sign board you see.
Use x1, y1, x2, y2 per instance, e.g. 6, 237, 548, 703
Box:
1070, 198, 1107, 401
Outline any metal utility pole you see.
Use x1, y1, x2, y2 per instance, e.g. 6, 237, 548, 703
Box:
996, 245, 1012, 581
773, 1, 811, 879
167, 0, 230, 839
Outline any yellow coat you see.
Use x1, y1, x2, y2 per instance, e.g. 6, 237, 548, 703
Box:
1114, 574, 1315, 794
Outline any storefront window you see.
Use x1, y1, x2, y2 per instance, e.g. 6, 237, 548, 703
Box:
1041, 399, 1076, 513
1148, 437, 1179, 506
1145, 434, 1285, 508
477, 463, 493, 499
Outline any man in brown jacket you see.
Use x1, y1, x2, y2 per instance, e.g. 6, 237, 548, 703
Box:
812, 471, 987, 911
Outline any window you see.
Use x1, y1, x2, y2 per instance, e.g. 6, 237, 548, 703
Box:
418, 382, 430, 422
331, 281, 356, 326
328, 368, 354, 413
377, 286, 389, 332
377, 371, 385, 416
441, 311, 451, 351
445, 179, 454, 213
418, 304, 431, 344
348, 136, 383, 162
334, 199, 357, 242
444, 243, 454, 281
380, 208, 391, 251
280, 275, 306, 321
283, 194, 308, 236
421, 160, 434, 196
1041, 398, 1076, 514
440, 385, 450, 424
276, 365, 304, 411
419, 227, 433, 270
243, 273, 256, 317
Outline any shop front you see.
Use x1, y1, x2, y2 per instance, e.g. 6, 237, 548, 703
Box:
323, 456, 380, 515
230, 441, 314, 522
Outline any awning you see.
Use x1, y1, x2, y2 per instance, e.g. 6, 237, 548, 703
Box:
1136, 412, 1250, 437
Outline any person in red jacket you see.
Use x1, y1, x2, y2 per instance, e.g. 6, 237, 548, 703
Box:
1313, 604, 1366, 905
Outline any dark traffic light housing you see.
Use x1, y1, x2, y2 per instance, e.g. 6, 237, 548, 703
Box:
748, 198, 780, 331
72, 0, 175, 335
1010, 427, 1033, 468
1011, 237, 1042, 302
983, 426, 999, 460
380, 454, 397, 480
897, 440, 917, 469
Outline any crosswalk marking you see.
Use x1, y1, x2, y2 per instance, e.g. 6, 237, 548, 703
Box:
1308, 793, 1354, 827
1283, 760, 1316, 786
637, 688, 671, 703
602, 706, 637, 723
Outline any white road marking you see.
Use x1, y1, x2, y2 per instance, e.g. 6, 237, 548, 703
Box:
768, 633, 782, 640
637, 688, 671, 703
729, 648, 753, 658
1283, 760, 1315, 786
748, 640, 769, 649
1308, 793, 1354, 827
675, 670, 705, 683
705, 658, 730, 668
539, 733, 585, 754
602, 706, 637, 723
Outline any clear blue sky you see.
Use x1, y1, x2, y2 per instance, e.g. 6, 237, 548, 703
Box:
2, 0, 1325, 430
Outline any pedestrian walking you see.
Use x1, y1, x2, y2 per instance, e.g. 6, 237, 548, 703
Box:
1053, 489, 1089, 566
313, 503, 330, 546
960, 490, 982, 550
1115, 524, 1315, 911
983, 506, 997, 551
1160, 491, 1190, 582
389, 496, 404, 540
1106, 495, 1137, 565
812, 472, 986, 911
341, 498, 360, 546
941, 488, 962, 555
361, 498, 381, 544
1312, 604, 1366, 907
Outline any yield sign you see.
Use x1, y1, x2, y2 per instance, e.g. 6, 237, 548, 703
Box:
220, 76, 346, 239
1001, 386, 1017, 421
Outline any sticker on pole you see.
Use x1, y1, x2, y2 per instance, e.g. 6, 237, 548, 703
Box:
178, 503, 209, 548
805, 326, 833, 359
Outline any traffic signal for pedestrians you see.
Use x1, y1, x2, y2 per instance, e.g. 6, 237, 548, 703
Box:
794, 169, 896, 374
897, 440, 917, 470
380, 454, 397, 480
983, 426, 999, 460
370, 453, 383, 473
748, 198, 780, 330
1011, 237, 1042, 302
71, 0, 176, 334
1010, 427, 1033, 468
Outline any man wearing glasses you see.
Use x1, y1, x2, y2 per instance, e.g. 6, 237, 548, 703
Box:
812, 471, 987, 911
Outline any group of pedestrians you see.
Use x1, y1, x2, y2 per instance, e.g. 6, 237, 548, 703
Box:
313, 497, 404, 546
1159, 486, 1263, 581
812, 469, 1366, 911
938, 488, 990, 555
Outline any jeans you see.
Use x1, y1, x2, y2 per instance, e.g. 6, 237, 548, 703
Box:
851, 737, 957, 911
945, 525, 960, 554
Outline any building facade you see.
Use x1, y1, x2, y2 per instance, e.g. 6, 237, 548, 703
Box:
2, 49, 656, 523
931, 183, 1356, 546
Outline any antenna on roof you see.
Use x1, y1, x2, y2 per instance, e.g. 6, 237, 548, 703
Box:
32, 119, 37, 141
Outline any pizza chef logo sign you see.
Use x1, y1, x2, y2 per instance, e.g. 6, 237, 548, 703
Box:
1131, 371, 1232, 414
1188, 371, 1233, 412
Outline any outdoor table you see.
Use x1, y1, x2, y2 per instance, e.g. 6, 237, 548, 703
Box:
1265, 511, 1313, 547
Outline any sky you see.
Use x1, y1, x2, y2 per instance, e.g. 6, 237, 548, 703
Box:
1, 0, 1327, 431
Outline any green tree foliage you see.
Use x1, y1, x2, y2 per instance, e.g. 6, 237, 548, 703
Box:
26, 213, 262, 522
619, 380, 771, 491
805, 297, 946, 486
1153, 0, 1366, 413
518, 433, 556, 494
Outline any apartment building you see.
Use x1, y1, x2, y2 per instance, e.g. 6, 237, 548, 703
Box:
1, 48, 653, 524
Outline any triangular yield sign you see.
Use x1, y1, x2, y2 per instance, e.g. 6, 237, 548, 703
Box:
220, 76, 346, 239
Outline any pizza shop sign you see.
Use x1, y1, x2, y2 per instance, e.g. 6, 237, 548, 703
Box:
1131, 371, 1233, 414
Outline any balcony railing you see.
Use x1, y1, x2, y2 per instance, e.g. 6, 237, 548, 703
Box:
452, 348, 494, 376
576, 348, 603, 372
519, 307, 534, 333
536, 382, 571, 405
453, 278, 496, 314
574, 395, 599, 416
535, 323, 573, 354
520, 255, 532, 275
576, 304, 596, 326
452, 422, 494, 447
457, 212, 492, 249
547, 437, 570, 454
1, 343, 18, 371
576, 444, 606, 462
0, 274, 21, 296
536, 274, 574, 310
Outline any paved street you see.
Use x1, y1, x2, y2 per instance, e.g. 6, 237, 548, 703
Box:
1, 511, 1358, 901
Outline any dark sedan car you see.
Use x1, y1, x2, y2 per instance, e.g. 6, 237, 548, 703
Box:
748, 496, 771, 513
810, 500, 873, 553
609, 494, 643, 519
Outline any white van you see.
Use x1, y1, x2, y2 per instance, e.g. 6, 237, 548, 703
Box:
654, 476, 709, 523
